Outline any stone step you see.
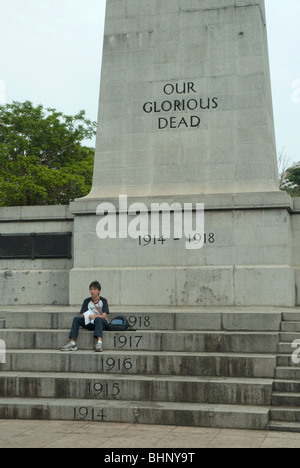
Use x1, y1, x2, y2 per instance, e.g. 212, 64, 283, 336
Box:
276, 367, 300, 380
278, 342, 297, 354
1, 350, 276, 378
272, 392, 300, 407
0, 398, 270, 430
0, 329, 280, 353
274, 380, 300, 393
280, 332, 300, 343
0, 372, 273, 406
281, 323, 300, 333
0, 320, 5, 329
270, 407, 300, 422
269, 405, 300, 428
5, 311, 177, 331
277, 355, 296, 367
268, 421, 300, 433
3, 308, 283, 332
282, 313, 300, 322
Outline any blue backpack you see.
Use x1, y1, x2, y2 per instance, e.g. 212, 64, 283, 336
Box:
108, 315, 130, 331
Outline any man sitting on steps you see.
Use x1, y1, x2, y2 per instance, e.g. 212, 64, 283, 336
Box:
60, 281, 110, 353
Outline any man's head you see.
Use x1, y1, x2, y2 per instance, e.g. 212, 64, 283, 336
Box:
89, 281, 101, 300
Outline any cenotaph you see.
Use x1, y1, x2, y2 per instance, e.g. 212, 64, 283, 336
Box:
70, 0, 295, 307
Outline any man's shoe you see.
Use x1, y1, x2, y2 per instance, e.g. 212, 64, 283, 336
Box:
60, 342, 78, 352
95, 341, 103, 352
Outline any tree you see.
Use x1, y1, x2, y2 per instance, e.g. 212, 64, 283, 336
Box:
277, 147, 300, 196
283, 163, 300, 196
0, 101, 97, 206
277, 147, 294, 189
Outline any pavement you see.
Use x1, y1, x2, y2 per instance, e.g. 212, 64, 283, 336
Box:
1, 419, 300, 448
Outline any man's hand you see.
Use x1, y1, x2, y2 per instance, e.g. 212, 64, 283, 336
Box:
90, 313, 107, 321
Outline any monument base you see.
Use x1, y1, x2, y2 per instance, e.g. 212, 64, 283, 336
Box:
69, 265, 294, 307
69, 191, 296, 307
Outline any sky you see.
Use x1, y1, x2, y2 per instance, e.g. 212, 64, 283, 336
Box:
0, 0, 299, 163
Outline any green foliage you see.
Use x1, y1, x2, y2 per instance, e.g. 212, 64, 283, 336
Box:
282, 164, 300, 197
286, 166, 300, 186
0, 101, 97, 206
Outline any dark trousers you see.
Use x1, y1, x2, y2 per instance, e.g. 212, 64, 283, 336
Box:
70, 316, 109, 340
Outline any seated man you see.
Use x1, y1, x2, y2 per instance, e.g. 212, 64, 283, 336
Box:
61, 281, 110, 353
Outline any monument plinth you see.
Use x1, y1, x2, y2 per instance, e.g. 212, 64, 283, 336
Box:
70, 0, 295, 307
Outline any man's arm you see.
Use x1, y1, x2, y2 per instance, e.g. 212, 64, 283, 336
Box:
102, 298, 109, 314
92, 312, 107, 321
80, 298, 89, 316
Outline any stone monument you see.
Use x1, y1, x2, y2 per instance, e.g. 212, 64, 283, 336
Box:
70, 0, 295, 307
2, 1, 300, 433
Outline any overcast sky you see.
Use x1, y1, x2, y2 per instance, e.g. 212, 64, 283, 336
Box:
0, 0, 299, 163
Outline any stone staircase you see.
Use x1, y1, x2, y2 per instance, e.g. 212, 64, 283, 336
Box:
268, 312, 300, 432
0, 306, 299, 430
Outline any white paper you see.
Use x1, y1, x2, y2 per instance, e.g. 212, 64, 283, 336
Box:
84, 311, 93, 325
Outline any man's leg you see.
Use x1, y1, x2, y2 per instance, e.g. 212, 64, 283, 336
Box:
60, 316, 83, 351
69, 316, 86, 342
94, 318, 109, 352
61, 317, 92, 351
94, 317, 109, 341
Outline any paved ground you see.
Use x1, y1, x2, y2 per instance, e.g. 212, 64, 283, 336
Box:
1, 419, 300, 448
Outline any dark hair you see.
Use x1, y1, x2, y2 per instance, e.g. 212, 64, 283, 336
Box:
89, 281, 101, 291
